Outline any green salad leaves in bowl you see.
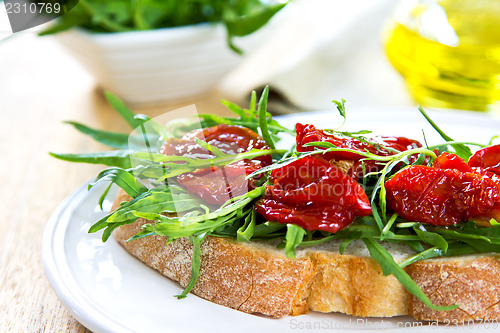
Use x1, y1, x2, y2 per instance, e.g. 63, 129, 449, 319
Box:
45, 0, 288, 105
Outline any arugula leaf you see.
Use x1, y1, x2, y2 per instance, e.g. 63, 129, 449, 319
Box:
249, 90, 257, 112
88, 212, 114, 234
444, 242, 480, 256
412, 226, 448, 252
133, 147, 286, 180
418, 106, 472, 160
223, 2, 286, 37
380, 213, 398, 240
434, 229, 496, 243
135, 210, 237, 239
137, 185, 266, 238
108, 189, 201, 223
50, 150, 133, 168
332, 99, 347, 129
102, 219, 139, 242
363, 238, 458, 311
461, 239, 500, 253
332, 99, 346, 119
201, 92, 294, 138
64, 121, 130, 149
98, 183, 113, 210
89, 167, 148, 198
339, 239, 354, 254
175, 232, 208, 299
257, 86, 276, 149
224, 2, 287, 53
285, 224, 306, 258
403, 240, 426, 253
104, 91, 145, 129
237, 209, 257, 242
252, 221, 286, 238
398, 247, 444, 268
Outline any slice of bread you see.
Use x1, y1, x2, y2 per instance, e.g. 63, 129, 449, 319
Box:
112, 191, 500, 320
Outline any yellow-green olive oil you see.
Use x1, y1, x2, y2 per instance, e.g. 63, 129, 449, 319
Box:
385, 0, 500, 112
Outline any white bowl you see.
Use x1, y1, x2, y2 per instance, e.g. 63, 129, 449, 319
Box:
56, 24, 263, 105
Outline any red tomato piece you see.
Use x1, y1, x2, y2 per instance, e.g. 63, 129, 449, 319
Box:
177, 160, 263, 205
162, 125, 271, 205
433, 152, 472, 172
385, 165, 500, 225
468, 145, 500, 175
161, 124, 271, 165
295, 123, 422, 179
255, 156, 371, 233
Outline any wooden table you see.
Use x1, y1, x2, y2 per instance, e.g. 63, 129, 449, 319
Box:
0, 33, 234, 332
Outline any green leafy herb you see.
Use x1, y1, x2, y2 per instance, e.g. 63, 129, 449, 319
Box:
412, 226, 448, 252
108, 188, 202, 223
64, 121, 130, 149
176, 232, 208, 299
398, 247, 443, 268
105, 91, 146, 130
285, 224, 306, 258
49, 150, 133, 168
40, 0, 288, 54
339, 239, 354, 254
418, 106, 472, 160
257, 85, 276, 149
223, 1, 287, 53
363, 238, 459, 311
332, 99, 346, 129
201, 98, 294, 139
237, 209, 257, 242
133, 147, 286, 181
89, 167, 148, 198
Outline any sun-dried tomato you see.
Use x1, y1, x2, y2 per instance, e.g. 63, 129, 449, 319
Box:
433, 152, 472, 172
295, 123, 422, 179
162, 124, 271, 204
177, 160, 263, 205
161, 124, 271, 165
385, 164, 500, 226
468, 144, 500, 175
255, 156, 371, 233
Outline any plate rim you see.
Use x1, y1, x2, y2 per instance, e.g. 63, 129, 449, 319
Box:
42, 182, 136, 333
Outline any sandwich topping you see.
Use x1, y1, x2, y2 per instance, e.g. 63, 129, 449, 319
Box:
51, 89, 499, 312
255, 156, 371, 233
295, 123, 422, 179
385, 149, 500, 226
161, 124, 271, 205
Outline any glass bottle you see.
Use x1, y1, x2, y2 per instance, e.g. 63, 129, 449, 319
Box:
385, 0, 500, 112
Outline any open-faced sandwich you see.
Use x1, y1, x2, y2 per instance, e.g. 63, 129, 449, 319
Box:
51, 88, 500, 322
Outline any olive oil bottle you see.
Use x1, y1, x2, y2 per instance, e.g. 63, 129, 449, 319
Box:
385, 0, 500, 112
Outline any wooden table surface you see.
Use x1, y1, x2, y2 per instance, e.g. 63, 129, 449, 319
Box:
0, 33, 234, 332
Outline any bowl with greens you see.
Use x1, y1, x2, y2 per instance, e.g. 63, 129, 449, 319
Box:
44, 0, 287, 105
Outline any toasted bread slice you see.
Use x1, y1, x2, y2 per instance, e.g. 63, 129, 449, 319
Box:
112, 191, 500, 320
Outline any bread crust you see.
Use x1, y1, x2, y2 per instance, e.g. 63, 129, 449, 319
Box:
114, 219, 315, 318
112, 191, 500, 320
407, 256, 500, 321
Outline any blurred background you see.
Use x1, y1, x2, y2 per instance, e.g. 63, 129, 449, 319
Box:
2, 0, 498, 114
1, 0, 499, 331
0, 0, 414, 117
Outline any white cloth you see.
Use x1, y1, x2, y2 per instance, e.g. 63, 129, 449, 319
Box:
220, 0, 414, 113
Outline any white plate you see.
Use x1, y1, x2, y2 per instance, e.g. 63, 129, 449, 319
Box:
43, 107, 500, 333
